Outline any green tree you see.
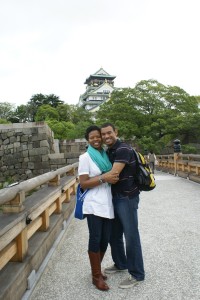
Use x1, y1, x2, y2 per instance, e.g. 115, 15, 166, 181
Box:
13, 104, 33, 122
0, 118, 11, 124
0, 102, 15, 120
27, 94, 45, 121
96, 89, 143, 139
35, 105, 59, 121
67, 120, 94, 139
195, 95, 200, 107
28, 93, 64, 121
46, 120, 75, 139
70, 105, 93, 124
96, 79, 200, 152
134, 80, 166, 115
56, 103, 73, 122
42, 94, 64, 108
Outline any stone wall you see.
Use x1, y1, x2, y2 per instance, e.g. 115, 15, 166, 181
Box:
48, 139, 87, 171
0, 123, 87, 184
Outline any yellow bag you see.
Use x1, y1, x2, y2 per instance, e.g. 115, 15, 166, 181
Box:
133, 150, 156, 191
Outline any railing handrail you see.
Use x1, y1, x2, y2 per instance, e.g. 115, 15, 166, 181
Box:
156, 153, 200, 184
0, 163, 78, 276
158, 153, 200, 159
0, 162, 78, 205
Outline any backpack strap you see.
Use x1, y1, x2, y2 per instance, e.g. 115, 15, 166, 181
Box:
132, 148, 141, 165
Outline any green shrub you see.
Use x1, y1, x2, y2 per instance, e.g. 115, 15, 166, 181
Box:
181, 144, 197, 154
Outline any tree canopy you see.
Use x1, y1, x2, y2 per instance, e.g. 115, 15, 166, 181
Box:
96, 80, 199, 153
0, 102, 15, 121
1, 83, 199, 153
27, 93, 64, 121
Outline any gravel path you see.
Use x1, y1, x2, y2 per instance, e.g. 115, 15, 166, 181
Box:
29, 172, 200, 300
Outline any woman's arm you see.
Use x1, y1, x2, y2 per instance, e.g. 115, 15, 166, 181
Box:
79, 168, 119, 190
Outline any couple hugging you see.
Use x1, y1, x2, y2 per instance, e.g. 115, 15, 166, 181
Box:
78, 123, 144, 291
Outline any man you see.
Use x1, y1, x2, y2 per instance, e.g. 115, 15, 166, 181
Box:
100, 123, 145, 289
148, 150, 157, 174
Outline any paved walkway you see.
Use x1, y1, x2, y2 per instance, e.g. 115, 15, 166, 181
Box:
27, 172, 200, 300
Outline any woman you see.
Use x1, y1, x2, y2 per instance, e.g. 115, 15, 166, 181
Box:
78, 125, 118, 291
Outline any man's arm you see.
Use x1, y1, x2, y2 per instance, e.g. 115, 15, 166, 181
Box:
103, 162, 125, 183
112, 162, 125, 173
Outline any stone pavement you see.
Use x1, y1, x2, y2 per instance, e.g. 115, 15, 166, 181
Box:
27, 171, 200, 300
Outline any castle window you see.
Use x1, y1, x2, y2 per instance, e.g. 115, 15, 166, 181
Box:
103, 90, 110, 94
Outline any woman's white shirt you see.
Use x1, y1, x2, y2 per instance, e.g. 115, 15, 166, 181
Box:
78, 152, 114, 219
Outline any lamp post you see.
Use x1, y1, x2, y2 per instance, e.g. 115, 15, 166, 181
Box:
173, 139, 181, 153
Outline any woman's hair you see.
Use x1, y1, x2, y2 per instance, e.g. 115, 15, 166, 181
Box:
85, 125, 101, 141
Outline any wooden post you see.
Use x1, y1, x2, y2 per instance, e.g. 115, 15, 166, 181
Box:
67, 167, 75, 176
39, 208, 50, 231
71, 182, 76, 195
196, 166, 199, 175
64, 188, 71, 202
0, 241, 17, 270
55, 196, 62, 214
2, 191, 25, 213
174, 153, 178, 175
48, 175, 60, 186
11, 228, 28, 262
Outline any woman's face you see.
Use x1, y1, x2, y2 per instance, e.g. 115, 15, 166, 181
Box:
88, 130, 102, 150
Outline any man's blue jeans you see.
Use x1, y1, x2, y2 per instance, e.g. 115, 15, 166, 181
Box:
110, 193, 145, 281
87, 214, 112, 253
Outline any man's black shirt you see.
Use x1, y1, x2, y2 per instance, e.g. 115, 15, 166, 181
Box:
107, 140, 140, 197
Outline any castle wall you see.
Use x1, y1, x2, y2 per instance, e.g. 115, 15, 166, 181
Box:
0, 123, 87, 184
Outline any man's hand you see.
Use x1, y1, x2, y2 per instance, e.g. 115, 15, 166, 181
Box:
103, 171, 119, 184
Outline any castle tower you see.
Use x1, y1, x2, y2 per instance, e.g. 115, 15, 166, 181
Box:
79, 68, 116, 112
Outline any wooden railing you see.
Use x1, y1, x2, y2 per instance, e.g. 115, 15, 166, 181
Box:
156, 153, 200, 184
0, 163, 78, 300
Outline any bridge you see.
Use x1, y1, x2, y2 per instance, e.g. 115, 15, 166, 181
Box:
0, 154, 200, 300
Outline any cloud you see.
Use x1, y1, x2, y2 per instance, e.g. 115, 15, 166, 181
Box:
0, 0, 200, 107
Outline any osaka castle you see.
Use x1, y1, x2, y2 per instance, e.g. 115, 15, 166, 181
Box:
78, 68, 116, 112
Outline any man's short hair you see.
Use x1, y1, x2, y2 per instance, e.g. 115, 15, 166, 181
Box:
100, 122, 116, 131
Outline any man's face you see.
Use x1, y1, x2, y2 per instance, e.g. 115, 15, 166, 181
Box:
101, 126, 118, 147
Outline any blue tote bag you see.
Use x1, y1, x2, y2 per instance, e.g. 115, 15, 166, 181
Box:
74, 184, 89, 220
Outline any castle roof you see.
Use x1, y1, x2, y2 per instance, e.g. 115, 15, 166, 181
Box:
84, 67, 116, 84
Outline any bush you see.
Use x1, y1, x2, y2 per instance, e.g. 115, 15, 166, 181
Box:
181, 144, 197, 154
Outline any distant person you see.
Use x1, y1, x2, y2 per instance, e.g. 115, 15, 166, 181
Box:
148, 151, 157, 174
78, 125, 119, 291
100, 123, 145, 289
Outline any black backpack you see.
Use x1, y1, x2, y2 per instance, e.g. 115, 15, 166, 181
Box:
133, 149, 156, 191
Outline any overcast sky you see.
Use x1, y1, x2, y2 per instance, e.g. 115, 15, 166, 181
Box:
1, 0, 200, 108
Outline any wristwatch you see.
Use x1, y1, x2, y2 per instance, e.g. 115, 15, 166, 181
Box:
99, 176, 105, 184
